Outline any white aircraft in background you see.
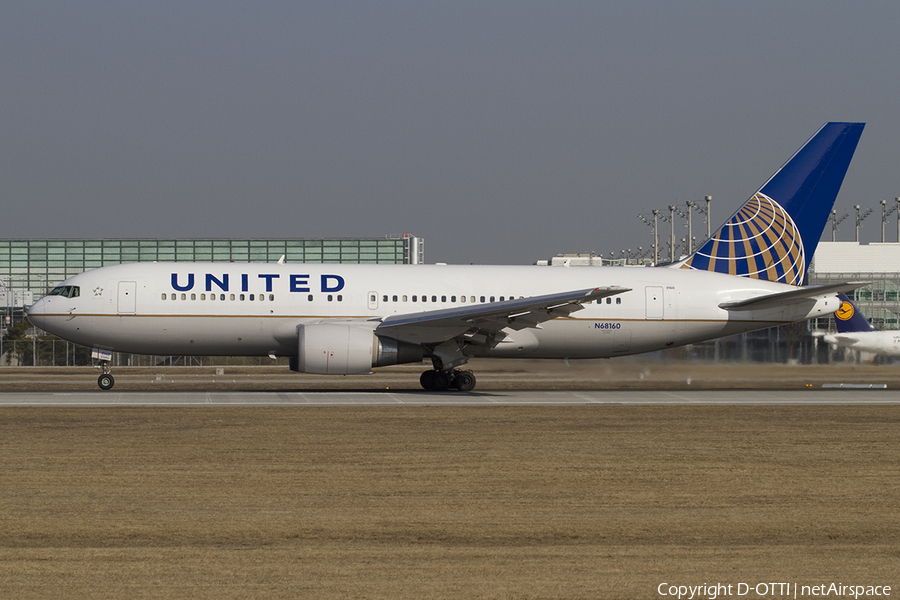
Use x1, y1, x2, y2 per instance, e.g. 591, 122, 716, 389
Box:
29, 122, 866, 391
816, 293, 900, 357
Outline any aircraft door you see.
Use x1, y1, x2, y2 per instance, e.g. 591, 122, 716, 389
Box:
368, 291, 378, 310
645, 286, 663, 320
118, 281, 137, 314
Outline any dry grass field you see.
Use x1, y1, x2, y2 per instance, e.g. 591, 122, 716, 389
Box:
2, 402, 898, 599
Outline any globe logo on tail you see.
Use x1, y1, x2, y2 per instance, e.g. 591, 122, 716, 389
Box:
681, 193, 805, 285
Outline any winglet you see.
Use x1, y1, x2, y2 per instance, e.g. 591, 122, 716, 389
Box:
680, 122, 865, 284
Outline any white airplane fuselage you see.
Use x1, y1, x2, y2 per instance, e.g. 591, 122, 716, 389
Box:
28, 261, 839, 360
821, 331, 900, 357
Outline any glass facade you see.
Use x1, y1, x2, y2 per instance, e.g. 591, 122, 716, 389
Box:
0, 236, 421, 297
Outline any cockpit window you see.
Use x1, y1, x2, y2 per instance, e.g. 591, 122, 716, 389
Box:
48, 285, 80, 298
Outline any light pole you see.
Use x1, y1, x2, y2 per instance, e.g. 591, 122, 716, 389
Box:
668, 205, 676, 262
831, 209, 849, 242
638, 210, 660, 265
855, 204, 873, 242
704, 196, 711, 240
880, 199, 899, 243
896, 198, 900, 242
685, 200, 696, 254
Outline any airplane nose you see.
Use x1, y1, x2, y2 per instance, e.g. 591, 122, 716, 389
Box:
26, 297, 48, 327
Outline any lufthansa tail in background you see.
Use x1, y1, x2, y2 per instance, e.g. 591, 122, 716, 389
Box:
816, 293, 900, 357
28, 122, 867, 390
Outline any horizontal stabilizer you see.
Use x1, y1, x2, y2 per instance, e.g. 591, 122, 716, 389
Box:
718, 282, 868, 310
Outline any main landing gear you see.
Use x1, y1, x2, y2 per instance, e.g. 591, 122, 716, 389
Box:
420, 341, 476, 392
419, 369, 476, 392
97, 361, 115, 390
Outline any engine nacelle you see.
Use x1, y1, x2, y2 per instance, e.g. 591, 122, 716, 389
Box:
290, 322, 423, 375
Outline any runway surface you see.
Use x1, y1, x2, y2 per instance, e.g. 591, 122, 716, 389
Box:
1, 388, 897, 405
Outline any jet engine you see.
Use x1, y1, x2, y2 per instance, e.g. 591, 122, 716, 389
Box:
290, 322, 423, 374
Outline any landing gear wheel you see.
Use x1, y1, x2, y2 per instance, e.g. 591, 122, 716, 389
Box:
420, 370, 437, 390
98, 373, 115, 390
453, 370, 476, 392
420, 369, 452, 391
431, 370, 451, 391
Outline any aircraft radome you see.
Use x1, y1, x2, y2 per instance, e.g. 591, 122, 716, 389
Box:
28, 122, 867, 391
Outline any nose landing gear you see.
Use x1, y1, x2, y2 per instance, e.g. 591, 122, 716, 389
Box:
97, 361, 115, 390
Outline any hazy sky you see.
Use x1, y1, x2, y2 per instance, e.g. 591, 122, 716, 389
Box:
3, 2, 899, 264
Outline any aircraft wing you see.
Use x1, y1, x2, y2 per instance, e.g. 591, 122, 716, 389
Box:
375, 286, 630, 344
718, 282, 869, 310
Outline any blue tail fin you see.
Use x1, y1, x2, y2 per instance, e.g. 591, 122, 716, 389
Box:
680, 122, 865, 285
833, 293, 877, 333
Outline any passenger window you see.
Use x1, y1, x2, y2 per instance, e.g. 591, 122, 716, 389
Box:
230, 294, 235, 301
161, 293, 166, 300
490, 296, 495, 302
470, 296, 476, 303
239, 294, 245, 301
441, 296, 446, 302
308, 294, 313, 302
432, 296, 437, 302
460, 296, 466, 303
383, 295, 388, 302
392, 295, 398, 302
220, 294, 226, 301
616, 298, 622, 304
249, 294, 254, 301
327, 295, 333, 302
412, 295, 417, 302
191, 293, 196, 301
499, 296, 504, 301
201, 294, 206, 300
606, 298, 611, 304
337, 295, 342, 302
269, 294, 274, 301
171, 293, 176, 301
